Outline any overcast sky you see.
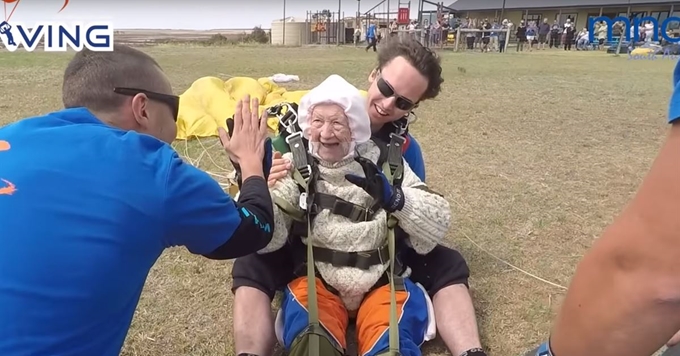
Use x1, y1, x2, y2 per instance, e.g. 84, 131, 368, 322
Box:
4, 0, 441, 30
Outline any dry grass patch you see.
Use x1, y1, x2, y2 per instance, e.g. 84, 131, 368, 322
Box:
0, 45, 674, 356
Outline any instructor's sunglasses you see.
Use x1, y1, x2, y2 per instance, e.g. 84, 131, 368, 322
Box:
376, 75, 416, 111
113, 87, 180, 122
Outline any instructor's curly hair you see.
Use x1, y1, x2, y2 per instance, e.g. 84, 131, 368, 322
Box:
376, 36, 444, 101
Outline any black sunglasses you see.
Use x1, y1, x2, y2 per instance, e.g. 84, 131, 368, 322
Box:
113, 87, 180, 122
376, 76, 417, 111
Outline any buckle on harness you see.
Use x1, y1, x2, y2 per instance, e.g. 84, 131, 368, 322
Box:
286, 131, 312, 183
387, 133, 406, 175
391, 118, 409, 136
299, 192, 308, 210
334, 199, 370, 222
285, 131, 304, 148
278, 104, 298, 133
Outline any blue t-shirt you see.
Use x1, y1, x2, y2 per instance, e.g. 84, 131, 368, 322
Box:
367, 24, 376, 39
403, 134, 426, 181
669, 59, 680, 123
0, 108, 242, 355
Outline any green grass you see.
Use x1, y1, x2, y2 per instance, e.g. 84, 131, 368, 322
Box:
0, 44, 675, 356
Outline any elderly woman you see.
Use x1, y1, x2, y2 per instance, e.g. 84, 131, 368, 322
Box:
259, 74, 451, 356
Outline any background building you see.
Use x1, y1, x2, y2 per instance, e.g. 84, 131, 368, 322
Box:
448, 0, 680, 31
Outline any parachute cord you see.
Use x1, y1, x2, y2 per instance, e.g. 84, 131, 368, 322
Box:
6, 0, 20, 23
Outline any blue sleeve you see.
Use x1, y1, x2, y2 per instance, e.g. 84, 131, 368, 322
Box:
669, 59, 680, 123
403, 134, 426, 182
163, 151, 242, 255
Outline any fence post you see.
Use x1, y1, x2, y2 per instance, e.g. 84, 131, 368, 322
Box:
454, 27, 460, 50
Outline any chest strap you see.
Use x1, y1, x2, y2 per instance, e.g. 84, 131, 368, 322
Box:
311, 193, 381, 223
312, 244, 389, 270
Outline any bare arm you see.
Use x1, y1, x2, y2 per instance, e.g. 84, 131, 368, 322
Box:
549, 123, 680, 356
392, 160, 451, 255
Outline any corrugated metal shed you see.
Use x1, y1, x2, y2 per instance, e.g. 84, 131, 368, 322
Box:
448, 0, 679, 11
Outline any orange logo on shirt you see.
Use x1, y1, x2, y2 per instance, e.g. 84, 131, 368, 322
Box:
0, 140, 16, 195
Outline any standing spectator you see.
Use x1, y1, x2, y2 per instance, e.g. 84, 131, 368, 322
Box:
644, 21, 655, 43
563, 18, 575, 50
465, 19, 476, 50
516, 20, 527, 51
550, 19, 561, 48
408, 20, 417, 41
354, 23, 362, 46
499, 19, 510, 52
390, 19, 398, 36
441, 20, 450, 45
423, 20, 431, 46
490, 18, 501, 51
365, 20, 377, 52
612, 20, 623, 46
432, 20, 441, 45
596, 20, 608, 49
538, 18, 551, 49
526, 20, 538, 51
481, 18, 492, 52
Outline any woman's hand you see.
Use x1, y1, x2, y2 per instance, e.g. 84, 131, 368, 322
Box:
267, 151, 292, 187
218, 95, 268, 179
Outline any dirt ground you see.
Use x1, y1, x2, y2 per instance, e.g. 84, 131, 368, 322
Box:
0, 45, 675, 356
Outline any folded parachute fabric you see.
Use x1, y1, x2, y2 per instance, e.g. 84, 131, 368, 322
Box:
175, 76, 367, 140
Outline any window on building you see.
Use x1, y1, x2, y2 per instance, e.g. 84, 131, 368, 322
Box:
522, 13, 542, 24
649, 11, 670, 23
588, 12, 616, 19
557, 13, 577, 25
669, 11, 680, 30
587, 12, 617, 27
631, 11, 647, 19
616, 11, 647, 19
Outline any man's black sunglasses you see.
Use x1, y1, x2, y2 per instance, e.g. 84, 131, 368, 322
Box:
113, 87, 180, 122
376, 76, 417, 111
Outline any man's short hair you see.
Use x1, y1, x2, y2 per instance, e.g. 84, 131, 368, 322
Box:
376, 36, 443, 102
62, 44, 167, 113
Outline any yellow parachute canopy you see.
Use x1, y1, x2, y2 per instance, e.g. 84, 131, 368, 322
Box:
176, 76, 368, 140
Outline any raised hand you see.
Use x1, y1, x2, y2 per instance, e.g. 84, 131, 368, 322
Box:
218, 95, 271, 180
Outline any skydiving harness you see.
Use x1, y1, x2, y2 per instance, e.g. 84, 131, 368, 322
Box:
269, 102, 411, 356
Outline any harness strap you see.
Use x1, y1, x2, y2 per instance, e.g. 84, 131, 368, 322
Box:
273, 195, 306, 221
306, 194, 322, 356
312, 244, 389, 270
386, 133, 406, 181
287, 132, 312, 183
383, 132, 406, 356
311, 193, 380, 222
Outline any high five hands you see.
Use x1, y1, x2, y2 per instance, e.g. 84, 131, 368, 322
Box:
218, 95, 273, 181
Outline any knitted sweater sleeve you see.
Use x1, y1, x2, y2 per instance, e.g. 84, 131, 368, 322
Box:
257, 154, 301, 254
392, 159, 451, 255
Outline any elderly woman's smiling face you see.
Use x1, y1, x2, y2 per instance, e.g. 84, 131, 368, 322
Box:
308, 102, 352, 162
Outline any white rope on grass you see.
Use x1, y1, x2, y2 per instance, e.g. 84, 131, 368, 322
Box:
461, 231, 568, 290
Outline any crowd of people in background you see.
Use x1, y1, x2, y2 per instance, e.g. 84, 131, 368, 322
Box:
354, 15, 680, 55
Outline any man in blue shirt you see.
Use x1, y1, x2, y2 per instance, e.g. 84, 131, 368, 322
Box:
366, 21, 378, 52
0, 45, 274, 356
232, 36, 487, 356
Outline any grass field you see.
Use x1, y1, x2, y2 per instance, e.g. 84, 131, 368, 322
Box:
0, 45, 675, 356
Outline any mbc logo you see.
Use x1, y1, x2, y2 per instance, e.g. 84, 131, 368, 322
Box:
588, 16, 680, 43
